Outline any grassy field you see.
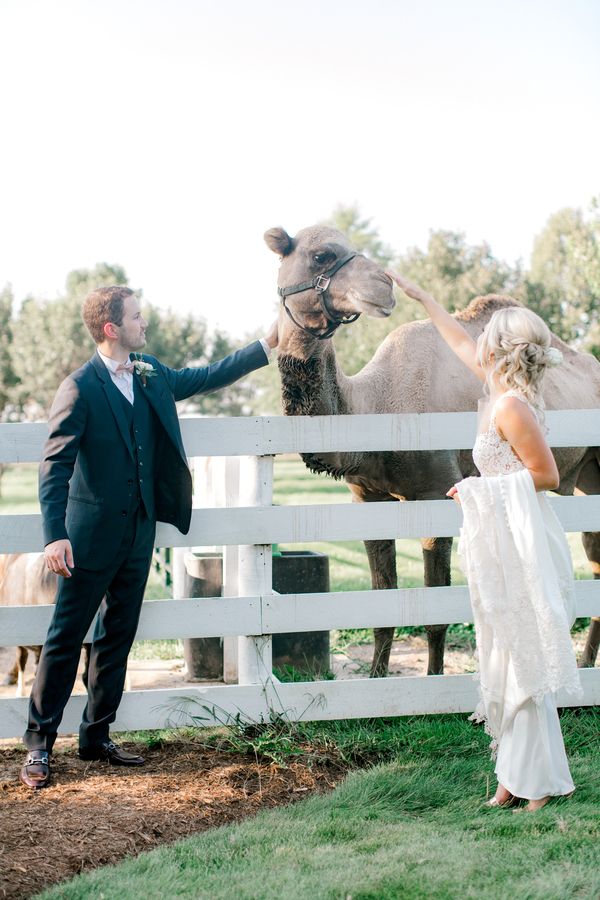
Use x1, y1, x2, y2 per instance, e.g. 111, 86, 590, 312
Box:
36, 709, 600, 900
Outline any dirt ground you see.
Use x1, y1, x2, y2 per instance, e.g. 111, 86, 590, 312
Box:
0, 738, 342, 900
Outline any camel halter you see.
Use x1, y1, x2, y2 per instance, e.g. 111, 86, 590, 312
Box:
277, 251, 362, 340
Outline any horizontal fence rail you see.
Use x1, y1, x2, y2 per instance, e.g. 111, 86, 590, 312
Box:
1, 411, 598, 739
1, 409, 600, 462
1, 669, 599, 740
1, 580, 599, 648
2, 496, 600, 554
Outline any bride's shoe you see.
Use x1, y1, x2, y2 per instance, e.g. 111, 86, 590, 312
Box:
483, 792, 520, 809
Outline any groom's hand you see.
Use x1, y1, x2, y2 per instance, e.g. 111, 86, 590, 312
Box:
44, 539, 74, 577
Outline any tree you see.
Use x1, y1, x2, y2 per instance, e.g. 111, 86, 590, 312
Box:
399, 230, 522, 313
9, 264, 125, 417
8, 263, 255, 419
327, 204, 395, 266
0, 284, 18, 494
0, 284, 17, 418
525, 204, 600, 347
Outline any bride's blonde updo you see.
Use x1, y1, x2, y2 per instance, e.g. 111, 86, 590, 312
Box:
477, 306, 562, 414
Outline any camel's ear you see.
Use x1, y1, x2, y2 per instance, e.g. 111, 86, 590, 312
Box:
264, 227, 294, 257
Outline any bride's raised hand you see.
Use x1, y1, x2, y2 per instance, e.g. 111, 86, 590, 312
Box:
385, 270, 431, 305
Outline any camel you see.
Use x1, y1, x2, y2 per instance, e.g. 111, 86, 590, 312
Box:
0, 554, 91, 696
265, 224, 600, 676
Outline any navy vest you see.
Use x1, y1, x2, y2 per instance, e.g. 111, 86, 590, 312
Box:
114, 380, 159, 519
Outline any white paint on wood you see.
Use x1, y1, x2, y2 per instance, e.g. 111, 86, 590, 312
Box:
262, 581, 600, 631
0, 668, 598, 739
3, 495, 600, 554
3, 409, 600, 463
2, 580, 597, 648
236, 455, 274, 685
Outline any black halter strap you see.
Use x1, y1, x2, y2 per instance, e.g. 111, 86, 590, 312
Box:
277, 251, 362, 340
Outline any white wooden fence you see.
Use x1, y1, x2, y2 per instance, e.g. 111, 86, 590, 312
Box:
1, 410, 599, 739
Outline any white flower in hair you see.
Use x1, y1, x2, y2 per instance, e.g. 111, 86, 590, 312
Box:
545, 347, 563, 367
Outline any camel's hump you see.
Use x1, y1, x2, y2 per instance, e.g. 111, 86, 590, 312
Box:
455, 294, 522, 322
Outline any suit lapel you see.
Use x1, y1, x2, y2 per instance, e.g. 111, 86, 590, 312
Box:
90, 352, 135, 461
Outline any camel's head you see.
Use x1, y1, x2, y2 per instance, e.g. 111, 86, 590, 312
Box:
265, 225, 395, 351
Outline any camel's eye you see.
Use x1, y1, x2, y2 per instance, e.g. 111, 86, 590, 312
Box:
314, 251, 335, 266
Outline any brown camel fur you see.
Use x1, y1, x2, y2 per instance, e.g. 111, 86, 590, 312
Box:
0, 554, 91, 695
265, 225, 600, 676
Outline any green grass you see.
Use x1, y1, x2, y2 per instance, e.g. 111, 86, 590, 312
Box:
37, 708, 600, 900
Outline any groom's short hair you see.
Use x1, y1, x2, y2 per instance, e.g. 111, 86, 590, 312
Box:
83, 285, 135, 344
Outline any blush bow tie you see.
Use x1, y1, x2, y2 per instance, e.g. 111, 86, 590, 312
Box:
115, 361, 135, 374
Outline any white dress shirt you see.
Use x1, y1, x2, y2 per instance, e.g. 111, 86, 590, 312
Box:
259, 337, 272, 360
97, 349, 135, 405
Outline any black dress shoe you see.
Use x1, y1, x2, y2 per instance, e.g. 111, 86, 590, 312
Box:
78, 740, 145, 766
20, 750, 51, 790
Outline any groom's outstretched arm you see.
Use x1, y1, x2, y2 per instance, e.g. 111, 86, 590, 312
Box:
155, 318, 278, 401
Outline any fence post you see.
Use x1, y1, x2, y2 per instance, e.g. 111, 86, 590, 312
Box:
223, 457, 241, 683
236, 454, 274, 685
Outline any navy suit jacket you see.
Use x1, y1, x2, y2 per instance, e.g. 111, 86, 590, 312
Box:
39, 342, 269, 570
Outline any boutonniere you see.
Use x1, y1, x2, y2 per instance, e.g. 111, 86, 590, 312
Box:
132, 355, 157, 387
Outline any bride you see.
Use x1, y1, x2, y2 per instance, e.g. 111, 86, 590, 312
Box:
387, 271, 582, 812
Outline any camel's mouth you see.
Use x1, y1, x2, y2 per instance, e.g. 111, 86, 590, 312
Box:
347, 291, 396, 318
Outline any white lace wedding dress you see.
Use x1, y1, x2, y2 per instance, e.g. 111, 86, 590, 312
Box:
468, 389, 576, 800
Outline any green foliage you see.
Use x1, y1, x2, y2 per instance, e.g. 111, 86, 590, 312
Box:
399, 229, 522, 313
0, 284, 17, 418
8, 263, 125, 417
2, 263, 255, 419
327, 204, 395, 267
10, 293, 95, 416
526, 201, 600, 350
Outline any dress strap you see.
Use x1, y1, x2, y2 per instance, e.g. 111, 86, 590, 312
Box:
490, 390, 538, 426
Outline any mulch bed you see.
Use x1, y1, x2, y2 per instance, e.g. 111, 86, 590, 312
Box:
0, 740, 344, 900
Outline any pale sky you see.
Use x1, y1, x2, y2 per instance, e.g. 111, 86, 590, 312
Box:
1, 0, 599, 340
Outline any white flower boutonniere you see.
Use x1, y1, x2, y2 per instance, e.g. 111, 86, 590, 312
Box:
133, 355, 157, 387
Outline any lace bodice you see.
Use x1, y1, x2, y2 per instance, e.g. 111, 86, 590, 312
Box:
472, 390, 538, 477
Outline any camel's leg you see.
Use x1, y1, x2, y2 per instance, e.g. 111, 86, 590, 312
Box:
580, 531, 600, 668
421, 537, 453, 675
3, 657, 19, 686
364, 539, 397, 677
15, 646, 28, 698
575, 458, 600, 668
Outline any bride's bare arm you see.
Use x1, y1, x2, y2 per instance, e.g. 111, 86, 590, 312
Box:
495, 398, 559, 491
386, 271, 485, 382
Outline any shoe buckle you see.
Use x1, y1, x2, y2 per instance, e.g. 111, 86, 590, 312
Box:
26, 753, 49, 766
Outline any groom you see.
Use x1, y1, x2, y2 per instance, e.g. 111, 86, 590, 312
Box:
20, 285, 277, 789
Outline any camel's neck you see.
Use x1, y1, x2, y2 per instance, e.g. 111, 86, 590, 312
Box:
278, 344, 351, 417
278, 345, 359, 479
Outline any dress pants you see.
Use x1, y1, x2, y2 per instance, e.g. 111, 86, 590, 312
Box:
24, 505, 156, 751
